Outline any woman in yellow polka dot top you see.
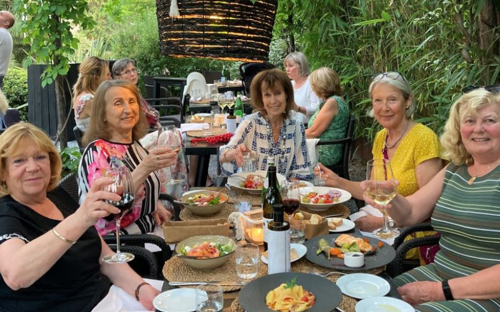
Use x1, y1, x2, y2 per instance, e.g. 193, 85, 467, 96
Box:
316, 71, 447, 233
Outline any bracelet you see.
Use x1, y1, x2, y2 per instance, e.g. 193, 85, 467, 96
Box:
52, 228, 77, 245
135, 282, 150, 301
442, 280, 454, 300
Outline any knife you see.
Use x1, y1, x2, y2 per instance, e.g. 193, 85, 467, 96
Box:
169, 281, 247, 286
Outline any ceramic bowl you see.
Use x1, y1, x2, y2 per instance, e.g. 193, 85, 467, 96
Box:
180, 190, 228, 216
175, 235, 236, 270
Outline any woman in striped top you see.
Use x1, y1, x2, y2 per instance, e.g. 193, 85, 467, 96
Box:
78, 80, 178, 235
363, 87, 500, 311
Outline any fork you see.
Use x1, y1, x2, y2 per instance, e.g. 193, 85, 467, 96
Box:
308, 270, 346, 277
315, 163, 326, 186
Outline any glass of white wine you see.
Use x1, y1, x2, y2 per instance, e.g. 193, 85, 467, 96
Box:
157, 125, 183, 188
365, 159, 399, 238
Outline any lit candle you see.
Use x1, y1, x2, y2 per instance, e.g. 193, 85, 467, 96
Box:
251, 228, 264, 244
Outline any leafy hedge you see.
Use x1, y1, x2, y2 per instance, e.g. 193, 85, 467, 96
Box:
3, 66, 28, 121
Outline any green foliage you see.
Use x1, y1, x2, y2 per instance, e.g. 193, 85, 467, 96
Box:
278, 0, 500, 141
60, 146, 81, 177
3, 66, 28, 121
13, 0, 96, 87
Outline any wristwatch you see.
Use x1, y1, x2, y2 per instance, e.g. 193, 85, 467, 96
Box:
387, 216, 395, 228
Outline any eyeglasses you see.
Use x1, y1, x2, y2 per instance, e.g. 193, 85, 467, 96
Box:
120, 68, 139, 76
462, 84, 500, 94
371, 71, 407, 83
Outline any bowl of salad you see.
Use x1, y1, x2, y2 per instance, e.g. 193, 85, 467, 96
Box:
180, 190, 228, 216
299, 186, 351, 211
228, 170, 286, 194
175, 235, 236, 269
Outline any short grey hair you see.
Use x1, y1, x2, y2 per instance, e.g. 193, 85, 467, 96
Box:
284, 52, 310, 77
368, 72, 415, 119
112, 58, 135, 78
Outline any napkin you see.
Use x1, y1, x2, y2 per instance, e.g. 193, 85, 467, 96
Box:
306, 138, 320, 169
349, 205, 395, 245
180, 123, 209, 132
91, 278, 163, 312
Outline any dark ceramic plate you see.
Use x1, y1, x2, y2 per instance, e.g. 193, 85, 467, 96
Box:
238, 272, 342, 312
304, 234, 396, 271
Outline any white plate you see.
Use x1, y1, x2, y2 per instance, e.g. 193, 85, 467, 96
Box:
153, 288, 197, 312
328, 218, 355, 233
261, 243, 307, 264
300, 186, 352, 211
227, 170, 286, 195
337, 273, 391, 299
196, 113, 212, 117
297, 180, 314, 188
356, 296, 414, 312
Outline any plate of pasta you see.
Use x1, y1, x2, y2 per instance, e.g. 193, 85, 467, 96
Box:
238, 272, 342, 312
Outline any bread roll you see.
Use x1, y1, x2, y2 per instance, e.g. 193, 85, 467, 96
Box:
329, 217, 343, 227
293, 212, 304, 220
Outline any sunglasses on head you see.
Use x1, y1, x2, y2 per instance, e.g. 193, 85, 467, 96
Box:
462, 85, 500, 94
371, 71, 407, 83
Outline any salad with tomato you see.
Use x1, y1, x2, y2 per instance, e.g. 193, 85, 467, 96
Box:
301, 189, 342, 204
180, 241, 233, 259
186, 192, 225, 206
239, 174, 264, 190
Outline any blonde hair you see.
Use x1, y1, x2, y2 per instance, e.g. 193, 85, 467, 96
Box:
0, 123, 62, 197
82, 80, 148, 146
369, 72, 415, 119
250, 69, 295, 118
441, 89, 500, 165
309, 67, 343, 99
0, 89, 9, 115
72, 56, 109, 104
283, 52, 310, 77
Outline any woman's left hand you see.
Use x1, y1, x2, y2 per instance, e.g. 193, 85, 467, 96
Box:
138, 284, 160, 311
398, 281, 444, 305
152, 201, 172, 225
353, 215, 383, 232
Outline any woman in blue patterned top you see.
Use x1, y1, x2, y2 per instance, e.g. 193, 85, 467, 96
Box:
219, 69, 313, 181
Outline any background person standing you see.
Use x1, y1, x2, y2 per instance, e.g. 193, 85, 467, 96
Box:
0, 11, 14, 90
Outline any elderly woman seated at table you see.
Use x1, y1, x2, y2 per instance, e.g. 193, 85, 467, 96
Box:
363, 87, 500, 311
305, 67, 349, 167
0, 123, 158, 311
220, 68, 313, 181
73, 56, 111, 132
78, 80, 178, 236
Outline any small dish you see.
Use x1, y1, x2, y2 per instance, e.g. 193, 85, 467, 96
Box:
261, 243, 307, 264
337, 274, 390, 299
153, 288, 197, 312
344, 252, 365, 268
356, 296, 414, 312
328, 218, 355, 233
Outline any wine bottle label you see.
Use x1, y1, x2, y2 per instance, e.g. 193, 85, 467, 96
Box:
263, 217, 272, 243
267, 228, 291, 274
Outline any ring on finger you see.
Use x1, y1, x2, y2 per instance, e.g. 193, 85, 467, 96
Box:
157, 155, 160, 160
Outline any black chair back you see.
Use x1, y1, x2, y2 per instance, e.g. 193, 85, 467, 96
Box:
239, 62, 275, 95
73, 126, 85, 152
59, 173, 79, 203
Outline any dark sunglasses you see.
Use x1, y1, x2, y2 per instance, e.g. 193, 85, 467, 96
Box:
462, 84, 500, 94
371, 71, 407, 83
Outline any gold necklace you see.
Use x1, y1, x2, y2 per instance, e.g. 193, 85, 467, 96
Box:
468, 159, 500, 185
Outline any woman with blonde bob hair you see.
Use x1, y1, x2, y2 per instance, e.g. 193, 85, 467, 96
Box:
0, 122, 159, 311
306, 67, 349, 167
79, 80, 177, 236
360, 87, 500, 311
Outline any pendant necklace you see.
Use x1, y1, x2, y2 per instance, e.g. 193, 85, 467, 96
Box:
468, 158, 500, 185
384, 120, 409, 150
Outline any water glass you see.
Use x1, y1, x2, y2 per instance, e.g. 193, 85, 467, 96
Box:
235, 242, 259, 279
235, 195, 252, 213
195, 284, 223, 312
289, 220, 306, 244
242, 152, 257, 172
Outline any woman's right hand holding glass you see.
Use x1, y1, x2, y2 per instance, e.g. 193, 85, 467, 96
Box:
313, 163, 339, 187
144, 147, 178, 173
79, 177, 121, 226
225, 144, 250, 167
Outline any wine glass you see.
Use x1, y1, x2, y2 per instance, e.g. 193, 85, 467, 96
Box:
102, 159, 136, 263
365, 159, 399, 238
281, 181, 301, 216
158, 125, 183, 187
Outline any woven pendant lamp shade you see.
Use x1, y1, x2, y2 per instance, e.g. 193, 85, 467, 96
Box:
156, 0, 278, 62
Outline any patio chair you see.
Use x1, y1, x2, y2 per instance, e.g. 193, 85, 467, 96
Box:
107, 244, 159, 279
239, 62, 275, 95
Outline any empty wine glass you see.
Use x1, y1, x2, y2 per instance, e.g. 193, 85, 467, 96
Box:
365, 159, 399, 238
102, 158, 136, 263
158, 125, 183, 187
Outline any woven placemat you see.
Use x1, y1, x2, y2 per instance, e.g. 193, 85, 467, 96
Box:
180, 203, 236, 220
187, 128, 227, 138
299, 204, 350, 218
227, 194, 262, 207
163, 255, 267, 292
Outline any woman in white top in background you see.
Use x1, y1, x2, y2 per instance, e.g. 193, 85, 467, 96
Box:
284, 52, 320, 124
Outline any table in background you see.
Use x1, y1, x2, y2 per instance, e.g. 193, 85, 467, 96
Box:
217, 84, 245, 94
185, 140, 225, 187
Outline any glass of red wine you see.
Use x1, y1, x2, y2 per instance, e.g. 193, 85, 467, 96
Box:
102, 160, 136, 264
281, 181, 301, 216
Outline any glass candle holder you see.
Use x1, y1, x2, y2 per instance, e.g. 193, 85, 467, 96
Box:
241, 209, 264, 245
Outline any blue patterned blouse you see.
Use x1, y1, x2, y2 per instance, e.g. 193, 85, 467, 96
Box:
220, 112, 313, 180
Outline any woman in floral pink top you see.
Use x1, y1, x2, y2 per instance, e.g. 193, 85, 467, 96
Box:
77, 80, 179, 235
